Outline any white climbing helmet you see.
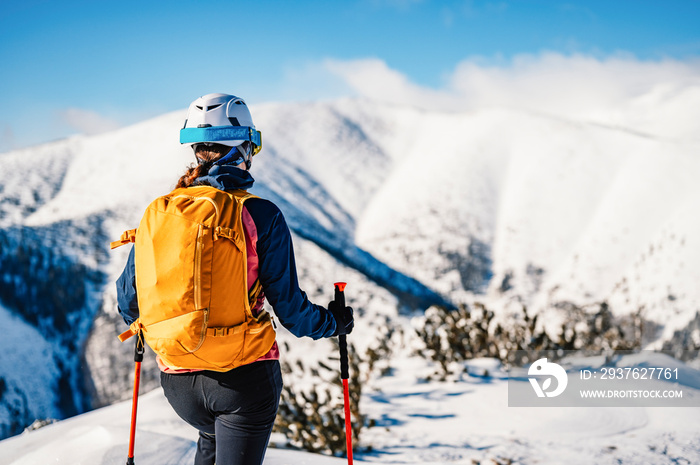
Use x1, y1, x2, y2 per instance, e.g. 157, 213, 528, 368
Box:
180, 93, 262, 156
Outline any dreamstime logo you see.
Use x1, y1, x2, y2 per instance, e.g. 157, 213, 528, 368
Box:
528, 358, 568, 398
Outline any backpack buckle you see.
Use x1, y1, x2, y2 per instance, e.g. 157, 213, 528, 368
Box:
213, 327, 228, 337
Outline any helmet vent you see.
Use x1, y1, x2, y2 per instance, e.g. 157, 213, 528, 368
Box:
195, 104, 223, 111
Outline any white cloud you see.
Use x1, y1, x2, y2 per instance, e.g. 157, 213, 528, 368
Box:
324, 58, 457, 108
450, 52, 699, 114
57, 108, 122, 136
274, 60, 356, 103
324, 52, 700, 141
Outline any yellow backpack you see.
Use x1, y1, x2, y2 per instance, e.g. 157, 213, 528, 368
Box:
111, 185, 276, 371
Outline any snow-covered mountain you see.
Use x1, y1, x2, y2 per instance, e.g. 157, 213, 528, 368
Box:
0, 97, 699, 443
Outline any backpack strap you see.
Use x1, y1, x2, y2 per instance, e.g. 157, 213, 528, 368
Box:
206, 314, 272, 337
248, 278, 263, 308
118, 320, 142, 342
213, 190, 257, 250
213, 226, 244, 251
207, 321, 248, 337
111, 229, 137, 250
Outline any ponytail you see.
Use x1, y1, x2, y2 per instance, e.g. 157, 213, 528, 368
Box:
176, 144, 230, 188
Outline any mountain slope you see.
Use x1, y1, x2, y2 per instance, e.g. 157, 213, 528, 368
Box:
0, 97, 699, 439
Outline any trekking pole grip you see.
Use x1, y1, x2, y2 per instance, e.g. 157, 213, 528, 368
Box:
339, 335, 349, 380
334, 282, 349, 380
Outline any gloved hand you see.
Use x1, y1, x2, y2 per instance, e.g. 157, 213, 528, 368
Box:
328, 300, 354, 336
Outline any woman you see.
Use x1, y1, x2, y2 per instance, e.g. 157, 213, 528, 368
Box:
116, 93, 354, 465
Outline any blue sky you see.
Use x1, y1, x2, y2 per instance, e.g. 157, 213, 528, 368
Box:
1, 0, 699, 151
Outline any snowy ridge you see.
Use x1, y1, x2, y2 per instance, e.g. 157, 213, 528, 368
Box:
0, 137, 78, 228
7, 98, 700, 323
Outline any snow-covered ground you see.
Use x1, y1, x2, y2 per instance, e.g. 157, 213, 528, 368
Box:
0, 386, 347, 465
2, 347, 699, 465
359, 356, 700, 464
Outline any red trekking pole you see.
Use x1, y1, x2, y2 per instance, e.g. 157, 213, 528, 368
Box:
126, 330, 144, 465
334, 282, 353, 464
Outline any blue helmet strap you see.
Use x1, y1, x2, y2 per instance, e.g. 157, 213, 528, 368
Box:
195, 142, 252, 168
213, 146, 244, 167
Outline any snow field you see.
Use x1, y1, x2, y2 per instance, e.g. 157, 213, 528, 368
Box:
3, 347, 699, 465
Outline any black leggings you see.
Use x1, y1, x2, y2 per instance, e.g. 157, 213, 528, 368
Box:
160, 360, 283, 465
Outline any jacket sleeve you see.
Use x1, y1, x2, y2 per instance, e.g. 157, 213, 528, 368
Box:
116, 246, 139, 326
250, 199, 337, 339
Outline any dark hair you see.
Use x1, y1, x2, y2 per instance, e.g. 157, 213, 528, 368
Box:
176, 144, 230, 188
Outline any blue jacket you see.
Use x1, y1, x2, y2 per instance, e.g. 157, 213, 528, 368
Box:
116, 165, 337, 339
